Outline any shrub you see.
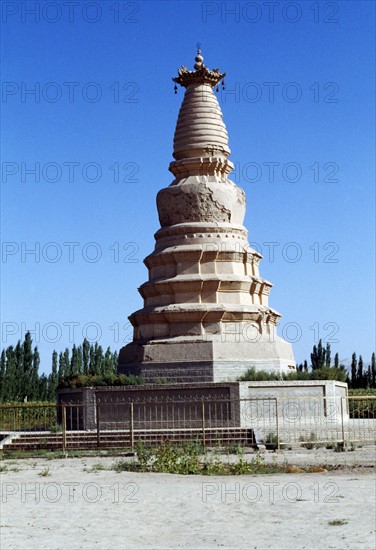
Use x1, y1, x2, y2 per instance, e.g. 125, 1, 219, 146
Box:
58, 373, 143, 389
239, 366, 347, 383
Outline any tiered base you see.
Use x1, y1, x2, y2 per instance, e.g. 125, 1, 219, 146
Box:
118, 334, 295, 383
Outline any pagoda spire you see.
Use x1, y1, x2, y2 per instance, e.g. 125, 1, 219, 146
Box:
173, 48, 226, 89
169, 49, 231, 178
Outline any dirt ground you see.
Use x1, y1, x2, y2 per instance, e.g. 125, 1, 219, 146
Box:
1, 446, 375, 550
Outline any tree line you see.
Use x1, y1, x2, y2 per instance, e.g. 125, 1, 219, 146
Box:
296, 340, 376, 388
0, 332, 119, 402
0, 334, 375, 403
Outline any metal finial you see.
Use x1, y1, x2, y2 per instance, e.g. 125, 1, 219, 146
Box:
194, 44, 204, 70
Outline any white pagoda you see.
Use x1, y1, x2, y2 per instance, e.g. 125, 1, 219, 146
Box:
119, 50, 295, 382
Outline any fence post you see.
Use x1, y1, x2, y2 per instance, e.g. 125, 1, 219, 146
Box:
201, 401, 206, 449
129, 402, 134, 451
62, 404, 67, 452
275, 398, 280, 450
340, 397, 346, 447
96, 402, 100, 448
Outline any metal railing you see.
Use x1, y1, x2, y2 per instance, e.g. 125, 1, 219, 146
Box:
0, 396, 375, 452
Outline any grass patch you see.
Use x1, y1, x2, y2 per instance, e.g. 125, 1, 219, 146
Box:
89, 462, 107, 472
328, 519, 348, 526
300, 433, 325, 450
334, 442, 345, 453
111, 442, 329, 476
38, 468, 50, 477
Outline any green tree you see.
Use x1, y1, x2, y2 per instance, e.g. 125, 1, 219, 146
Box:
63, 348, 70, 377
48, 350, 58, 400
30, 346, 40, 400
351, 353, 357, 389
89, 344, 96, 375
103, 346, 114, 375
334, 352, 339, 369
77, 345, 83, 375
357, 355, 364, 388
38, 374, 48, 401
94, 343, 103, 375
14, 340, 24, 400
58, 352, 65, 380
325, 343, 331, 368
366, 365, 372, 388
311, 339, 326, 370
82, 338, 90, 375
372, 352, 376, 388
4, 346, 17, 401
112, 350, 119, 373
70, 344, 82, 377
23, 332, 34, 395
0, 350, 6, 401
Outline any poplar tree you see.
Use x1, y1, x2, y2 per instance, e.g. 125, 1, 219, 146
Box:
82, 338, 90, 375
325, 343, 331, 368
63, 349, 70, 377
58, 352, 65, 380
23, 332, 34, 398
311, 339, 326, 370
0, 350, 5, 401
351, 353, 357, 389
357, 355, 364, 388
48, 351, 58, 400
4, 346, 16, 401
30, 346, 40, 401
14, 341, 24, 400
104, 346, 114, 375
112, 350, 119, 372
70, 344, 81, 377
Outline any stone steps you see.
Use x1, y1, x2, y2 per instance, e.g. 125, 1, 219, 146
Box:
2, 428, 256, 452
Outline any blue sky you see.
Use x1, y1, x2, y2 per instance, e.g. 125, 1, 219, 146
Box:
1, 0, 375, 372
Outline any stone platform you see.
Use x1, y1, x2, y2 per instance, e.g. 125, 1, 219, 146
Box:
57, 380, 348, 433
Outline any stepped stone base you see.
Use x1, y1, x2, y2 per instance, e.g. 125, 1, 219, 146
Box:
118, 334, 295, 383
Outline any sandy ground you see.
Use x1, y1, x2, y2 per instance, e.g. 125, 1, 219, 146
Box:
1, 447, 375, 550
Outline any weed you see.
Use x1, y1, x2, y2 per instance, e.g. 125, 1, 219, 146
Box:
38, 468, 50, 477
48, 424, 63, 433
202, 447, 223, 475
226, 443, 245, 455
300, 432, 317, 450
113, 443, 286, 476
154, 377, 170, 385
328, 519, 348, 526
90, 463, 106, 472
265, 433, 278, 449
